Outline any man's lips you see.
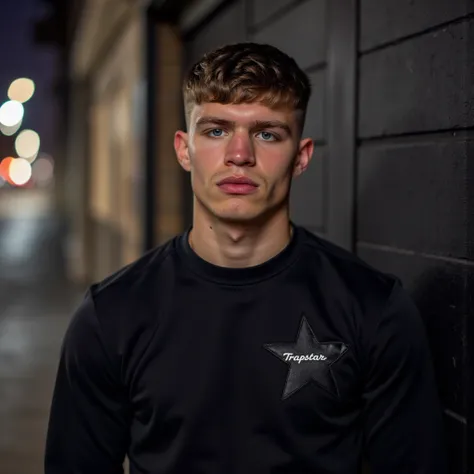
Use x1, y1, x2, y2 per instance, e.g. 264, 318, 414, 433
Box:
217, 176, 259, 186
216, 176, 259, 195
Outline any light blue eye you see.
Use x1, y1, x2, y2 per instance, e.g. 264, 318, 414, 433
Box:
258, 131, 276, 141
209, 129, 224, 137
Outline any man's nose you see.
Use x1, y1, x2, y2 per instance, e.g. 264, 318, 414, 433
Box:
224, 132, 256, 167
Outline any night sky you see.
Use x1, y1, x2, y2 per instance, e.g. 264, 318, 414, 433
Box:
0, 0, 58, 157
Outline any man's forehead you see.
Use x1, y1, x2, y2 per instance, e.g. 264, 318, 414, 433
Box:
191, 102, 297, 125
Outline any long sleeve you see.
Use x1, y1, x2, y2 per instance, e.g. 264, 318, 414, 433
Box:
362, 281, 447, 473
45, 290, 131, 474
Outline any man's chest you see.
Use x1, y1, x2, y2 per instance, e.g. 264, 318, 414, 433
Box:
125, 285, 364, 430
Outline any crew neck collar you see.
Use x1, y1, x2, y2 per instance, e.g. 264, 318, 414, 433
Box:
176, 223, 302, 285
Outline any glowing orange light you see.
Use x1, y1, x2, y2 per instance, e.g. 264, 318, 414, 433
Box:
0, 157, 14, 180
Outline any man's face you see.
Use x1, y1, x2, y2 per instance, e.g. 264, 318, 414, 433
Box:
174, 102, 313, 224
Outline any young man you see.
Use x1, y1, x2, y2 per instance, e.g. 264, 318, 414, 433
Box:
45, 43, 447, 473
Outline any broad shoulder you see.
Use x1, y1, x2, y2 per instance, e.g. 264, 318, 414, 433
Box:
298, 227, 402, 314
76, 236, 180, 348
90, 237, 177, 304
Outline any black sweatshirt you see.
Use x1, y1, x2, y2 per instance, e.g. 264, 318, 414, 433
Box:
45, 225, 447, 474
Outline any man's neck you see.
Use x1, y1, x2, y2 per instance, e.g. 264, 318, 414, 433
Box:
189, 211, 293, 269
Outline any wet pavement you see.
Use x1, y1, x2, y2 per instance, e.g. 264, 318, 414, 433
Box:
0, 189, 81, 474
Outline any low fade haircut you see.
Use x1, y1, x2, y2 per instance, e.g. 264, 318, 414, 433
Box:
183, 42, 312, 134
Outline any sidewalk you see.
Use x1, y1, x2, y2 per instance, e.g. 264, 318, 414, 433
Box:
0, 189, 81, 474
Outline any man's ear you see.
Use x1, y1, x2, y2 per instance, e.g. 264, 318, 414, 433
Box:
293, 137, 314, 177
174, 130, 191, 172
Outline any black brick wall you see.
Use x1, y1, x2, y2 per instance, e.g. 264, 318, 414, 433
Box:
357, 137, 472, 259
357, 2, 474, 472
359, 19, 474, 137
360, 0, 474, 52
185, 1, 246, 65
252, 0, 326, 70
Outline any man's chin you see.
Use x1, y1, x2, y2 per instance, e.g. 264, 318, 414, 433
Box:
209, 204, 265, 224
213, 212, 261, 224
195, 196, 280, 224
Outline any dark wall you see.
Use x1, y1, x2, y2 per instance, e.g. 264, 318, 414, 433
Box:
356, 2, 474, 472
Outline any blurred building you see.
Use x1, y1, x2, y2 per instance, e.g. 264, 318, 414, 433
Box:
66, 0, 151, 283
38, 0, 473, 471
33, 0, 83, 205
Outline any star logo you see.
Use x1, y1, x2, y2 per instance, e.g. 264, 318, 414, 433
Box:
264, 315, 348, 400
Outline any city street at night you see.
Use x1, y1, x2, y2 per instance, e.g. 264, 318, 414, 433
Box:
0, 189, 79, 474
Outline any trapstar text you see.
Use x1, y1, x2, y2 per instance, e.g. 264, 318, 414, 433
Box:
283, 353, 327, 363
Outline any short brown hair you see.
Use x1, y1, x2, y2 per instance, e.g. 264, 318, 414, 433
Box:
183, 42, 311, 130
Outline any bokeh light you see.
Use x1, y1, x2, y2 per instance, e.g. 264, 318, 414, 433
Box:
0, 120, 22, 136
15, 129, 40, 161
9, 158, 32, 186
0, 157, 14, 180
8, 78, 35, 103
0, 100, 24, 127
32, 154, 54, 186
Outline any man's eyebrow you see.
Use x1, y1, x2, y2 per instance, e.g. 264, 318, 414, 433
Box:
195, 116, 234, 127
253, 121, 292, 135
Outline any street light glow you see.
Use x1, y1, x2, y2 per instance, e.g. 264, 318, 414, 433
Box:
0, 157, 14, 179
0, 100, 24, 127
15, 129, 41, 161
32, 155, 54, 186
8, 78, 35, 103
0, 120, 22, 136
9, 158, 32, 186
